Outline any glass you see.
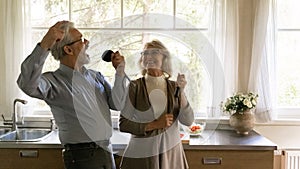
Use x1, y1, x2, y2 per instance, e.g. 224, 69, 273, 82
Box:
277, 0, 300, 29
71, 0, 121, 28
140, 49, 161, 57
65, 37, 85, 46
29, 0, 68, 27
176, 0, 211, 28
123, 0, 173, 28
277, 31, 300, 107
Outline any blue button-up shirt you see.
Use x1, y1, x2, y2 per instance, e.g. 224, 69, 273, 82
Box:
17, 44, 127, 144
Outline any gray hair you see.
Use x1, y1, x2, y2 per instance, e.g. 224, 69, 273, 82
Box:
139, 39, 173, 78
50, 21, 75, 60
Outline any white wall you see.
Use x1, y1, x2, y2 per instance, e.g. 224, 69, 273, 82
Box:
255, 123, 300, 150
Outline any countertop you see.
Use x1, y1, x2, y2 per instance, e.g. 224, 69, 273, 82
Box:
185, 129, 277, 150
0, 129, 277, 151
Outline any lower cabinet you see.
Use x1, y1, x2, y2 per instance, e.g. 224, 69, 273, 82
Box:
0, 148, 122, 169
0, 148, 274, 169
185, 149, 274, 169
0, 148, 64, 169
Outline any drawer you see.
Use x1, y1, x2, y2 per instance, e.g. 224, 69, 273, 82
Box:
185, 150, 274, 169
0, 148, 64, 169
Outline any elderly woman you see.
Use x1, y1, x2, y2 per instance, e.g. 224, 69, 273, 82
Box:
119, 39, 194, 169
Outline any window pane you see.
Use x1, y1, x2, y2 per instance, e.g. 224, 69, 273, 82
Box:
30, 0, 69, 27
277, 31, 300, 107
71, 0, 121, 28
277, 0, 300, 29
176, 0, 211, 28
123, 0, 173, 28
31, 30, 46, 48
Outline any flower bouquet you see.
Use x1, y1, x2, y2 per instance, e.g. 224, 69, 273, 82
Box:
221, 92, 258, 115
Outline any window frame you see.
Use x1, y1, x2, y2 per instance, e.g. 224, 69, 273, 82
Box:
27, 0, 212, 118
275, 0, 300, 119
26, 0, 300, 121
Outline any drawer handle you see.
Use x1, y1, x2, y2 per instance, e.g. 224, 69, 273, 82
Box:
19, 150, 38, 158
202, 157, 222, 165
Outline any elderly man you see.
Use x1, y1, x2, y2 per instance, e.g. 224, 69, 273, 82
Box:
17, 21, 127, 169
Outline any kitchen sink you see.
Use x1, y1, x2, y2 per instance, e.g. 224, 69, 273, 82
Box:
0, 128, 52, 142
0, 128, 11, 135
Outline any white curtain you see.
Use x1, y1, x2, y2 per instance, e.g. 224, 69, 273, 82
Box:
209, 0, 239, 99
210, 0, 276, 122
0, 0, 29, 117
248, 0, 277, 122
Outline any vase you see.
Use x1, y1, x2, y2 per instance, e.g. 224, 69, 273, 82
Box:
229, 109, 255, 135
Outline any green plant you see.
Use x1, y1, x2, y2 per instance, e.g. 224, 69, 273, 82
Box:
221, 92, 258, 115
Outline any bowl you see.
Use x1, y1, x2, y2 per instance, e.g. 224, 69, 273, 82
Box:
182, 122, 206, 136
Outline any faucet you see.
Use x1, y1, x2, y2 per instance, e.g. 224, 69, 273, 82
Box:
12, 99, 27, 131
2, 99, 28, 131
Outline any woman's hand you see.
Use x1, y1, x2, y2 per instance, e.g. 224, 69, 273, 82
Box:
176, 73, 188, 107
176, 73, 187, 91
157, 114, 174, 128
145, 114, 174, 131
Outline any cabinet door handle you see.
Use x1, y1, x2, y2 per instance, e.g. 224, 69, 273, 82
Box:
202, 157, 222, 165
19, 150, 38, 158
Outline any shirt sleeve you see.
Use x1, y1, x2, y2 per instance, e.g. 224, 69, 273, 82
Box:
178, 102, 194, 126
118, 82, 148, 136
119, 95, 148, 136
119, 114, 147, 136
109, 73, 129, 111
17, 44, 51, 99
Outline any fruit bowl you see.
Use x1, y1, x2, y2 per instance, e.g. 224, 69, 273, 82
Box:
182, 122, 206, 136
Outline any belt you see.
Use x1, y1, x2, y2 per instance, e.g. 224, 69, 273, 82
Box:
64, 140, 110, 151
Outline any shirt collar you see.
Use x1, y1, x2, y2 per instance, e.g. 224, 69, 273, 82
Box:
59, 64, 88, 77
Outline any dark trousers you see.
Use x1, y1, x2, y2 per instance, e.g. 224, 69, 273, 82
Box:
63, 142, 116, 169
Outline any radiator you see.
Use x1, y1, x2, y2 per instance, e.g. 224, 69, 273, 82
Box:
285, 150, 300, 169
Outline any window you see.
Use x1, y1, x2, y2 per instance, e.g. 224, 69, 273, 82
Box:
276, 0, 300, 118
26, 0, 212, 118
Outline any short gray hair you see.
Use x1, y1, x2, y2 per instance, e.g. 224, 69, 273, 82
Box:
50, 21, 75, 60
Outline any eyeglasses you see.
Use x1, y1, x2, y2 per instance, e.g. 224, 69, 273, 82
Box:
140, 49, 161, 57
65, 37, 85, 46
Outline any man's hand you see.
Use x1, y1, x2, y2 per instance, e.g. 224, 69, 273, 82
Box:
111, 51, 125, 76
40, 21, 68, 50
